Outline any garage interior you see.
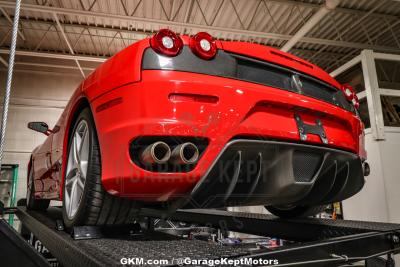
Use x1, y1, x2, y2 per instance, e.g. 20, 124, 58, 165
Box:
1, 0, 400, 266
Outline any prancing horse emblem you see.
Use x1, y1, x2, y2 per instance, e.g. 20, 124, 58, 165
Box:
292, 74, 303, 94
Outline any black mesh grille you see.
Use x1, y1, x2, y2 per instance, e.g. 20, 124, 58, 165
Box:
292, 151, 323, 182
142, 46, 355, 113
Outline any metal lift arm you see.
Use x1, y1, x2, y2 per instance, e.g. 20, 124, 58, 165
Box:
1, 205, 399, 267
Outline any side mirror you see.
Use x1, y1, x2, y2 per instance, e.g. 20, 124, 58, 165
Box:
28, 122, 49, 135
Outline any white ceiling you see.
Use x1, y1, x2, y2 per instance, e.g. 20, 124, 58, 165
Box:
1, 0, 400, 76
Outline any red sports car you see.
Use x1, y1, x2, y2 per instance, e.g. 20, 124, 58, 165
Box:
26, 29, 368, 227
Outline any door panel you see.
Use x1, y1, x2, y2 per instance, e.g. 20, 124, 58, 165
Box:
32, 134, 53, 195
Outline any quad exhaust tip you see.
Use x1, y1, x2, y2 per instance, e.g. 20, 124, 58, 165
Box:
170, 142, 200, 165
140, 141, 171, 164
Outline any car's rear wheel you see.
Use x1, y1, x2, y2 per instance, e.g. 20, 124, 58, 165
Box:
62, 107, 138, 228
265, 204, 326, 218
26, 167, 50, 210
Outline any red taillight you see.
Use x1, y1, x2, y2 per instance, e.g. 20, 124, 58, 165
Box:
189, 32, 217, 60
150, 29, 183, 57
341, 84, 354, 101
341, 84, 359, 110
352, 93, 360, 109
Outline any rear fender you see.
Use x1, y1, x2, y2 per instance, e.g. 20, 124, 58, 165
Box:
58, 92, 92, 200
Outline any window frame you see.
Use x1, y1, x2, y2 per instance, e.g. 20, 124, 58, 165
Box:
331, 50, 400, 140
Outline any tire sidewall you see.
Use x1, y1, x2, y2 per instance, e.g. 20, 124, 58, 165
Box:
26, 167, 35, 209
62, 108, 97, 228
265, 205, 326, 218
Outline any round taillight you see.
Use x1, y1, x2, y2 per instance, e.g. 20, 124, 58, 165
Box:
150, 29, 183, 57
352, 93, 360, 109
189, 32, 217, 60
341, 84, 354, 101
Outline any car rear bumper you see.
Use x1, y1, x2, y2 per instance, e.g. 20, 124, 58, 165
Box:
91, 70, 364, 203
179, 139, 364, 209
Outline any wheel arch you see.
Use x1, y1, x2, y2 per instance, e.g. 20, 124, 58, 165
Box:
65, 97, 92, 142
59, 96, 96, 200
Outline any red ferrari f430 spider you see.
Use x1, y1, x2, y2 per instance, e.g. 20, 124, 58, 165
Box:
26, 29, 368, 227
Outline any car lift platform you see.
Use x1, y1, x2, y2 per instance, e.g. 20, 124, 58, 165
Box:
2, 205, 400, 267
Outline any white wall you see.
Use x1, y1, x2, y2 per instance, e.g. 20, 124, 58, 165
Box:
378, 130, 400, 223
343, 129, 400, 223
0, 69, 81, 203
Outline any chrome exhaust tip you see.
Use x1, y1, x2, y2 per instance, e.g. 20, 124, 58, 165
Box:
140, 141, 171, 164
170, 142, 200, 165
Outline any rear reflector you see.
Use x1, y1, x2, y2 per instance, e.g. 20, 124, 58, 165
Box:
169, 93, 219, 104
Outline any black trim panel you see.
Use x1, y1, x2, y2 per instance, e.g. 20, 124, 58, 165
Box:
178, 139, 364, 209
142, 46, 355, 113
